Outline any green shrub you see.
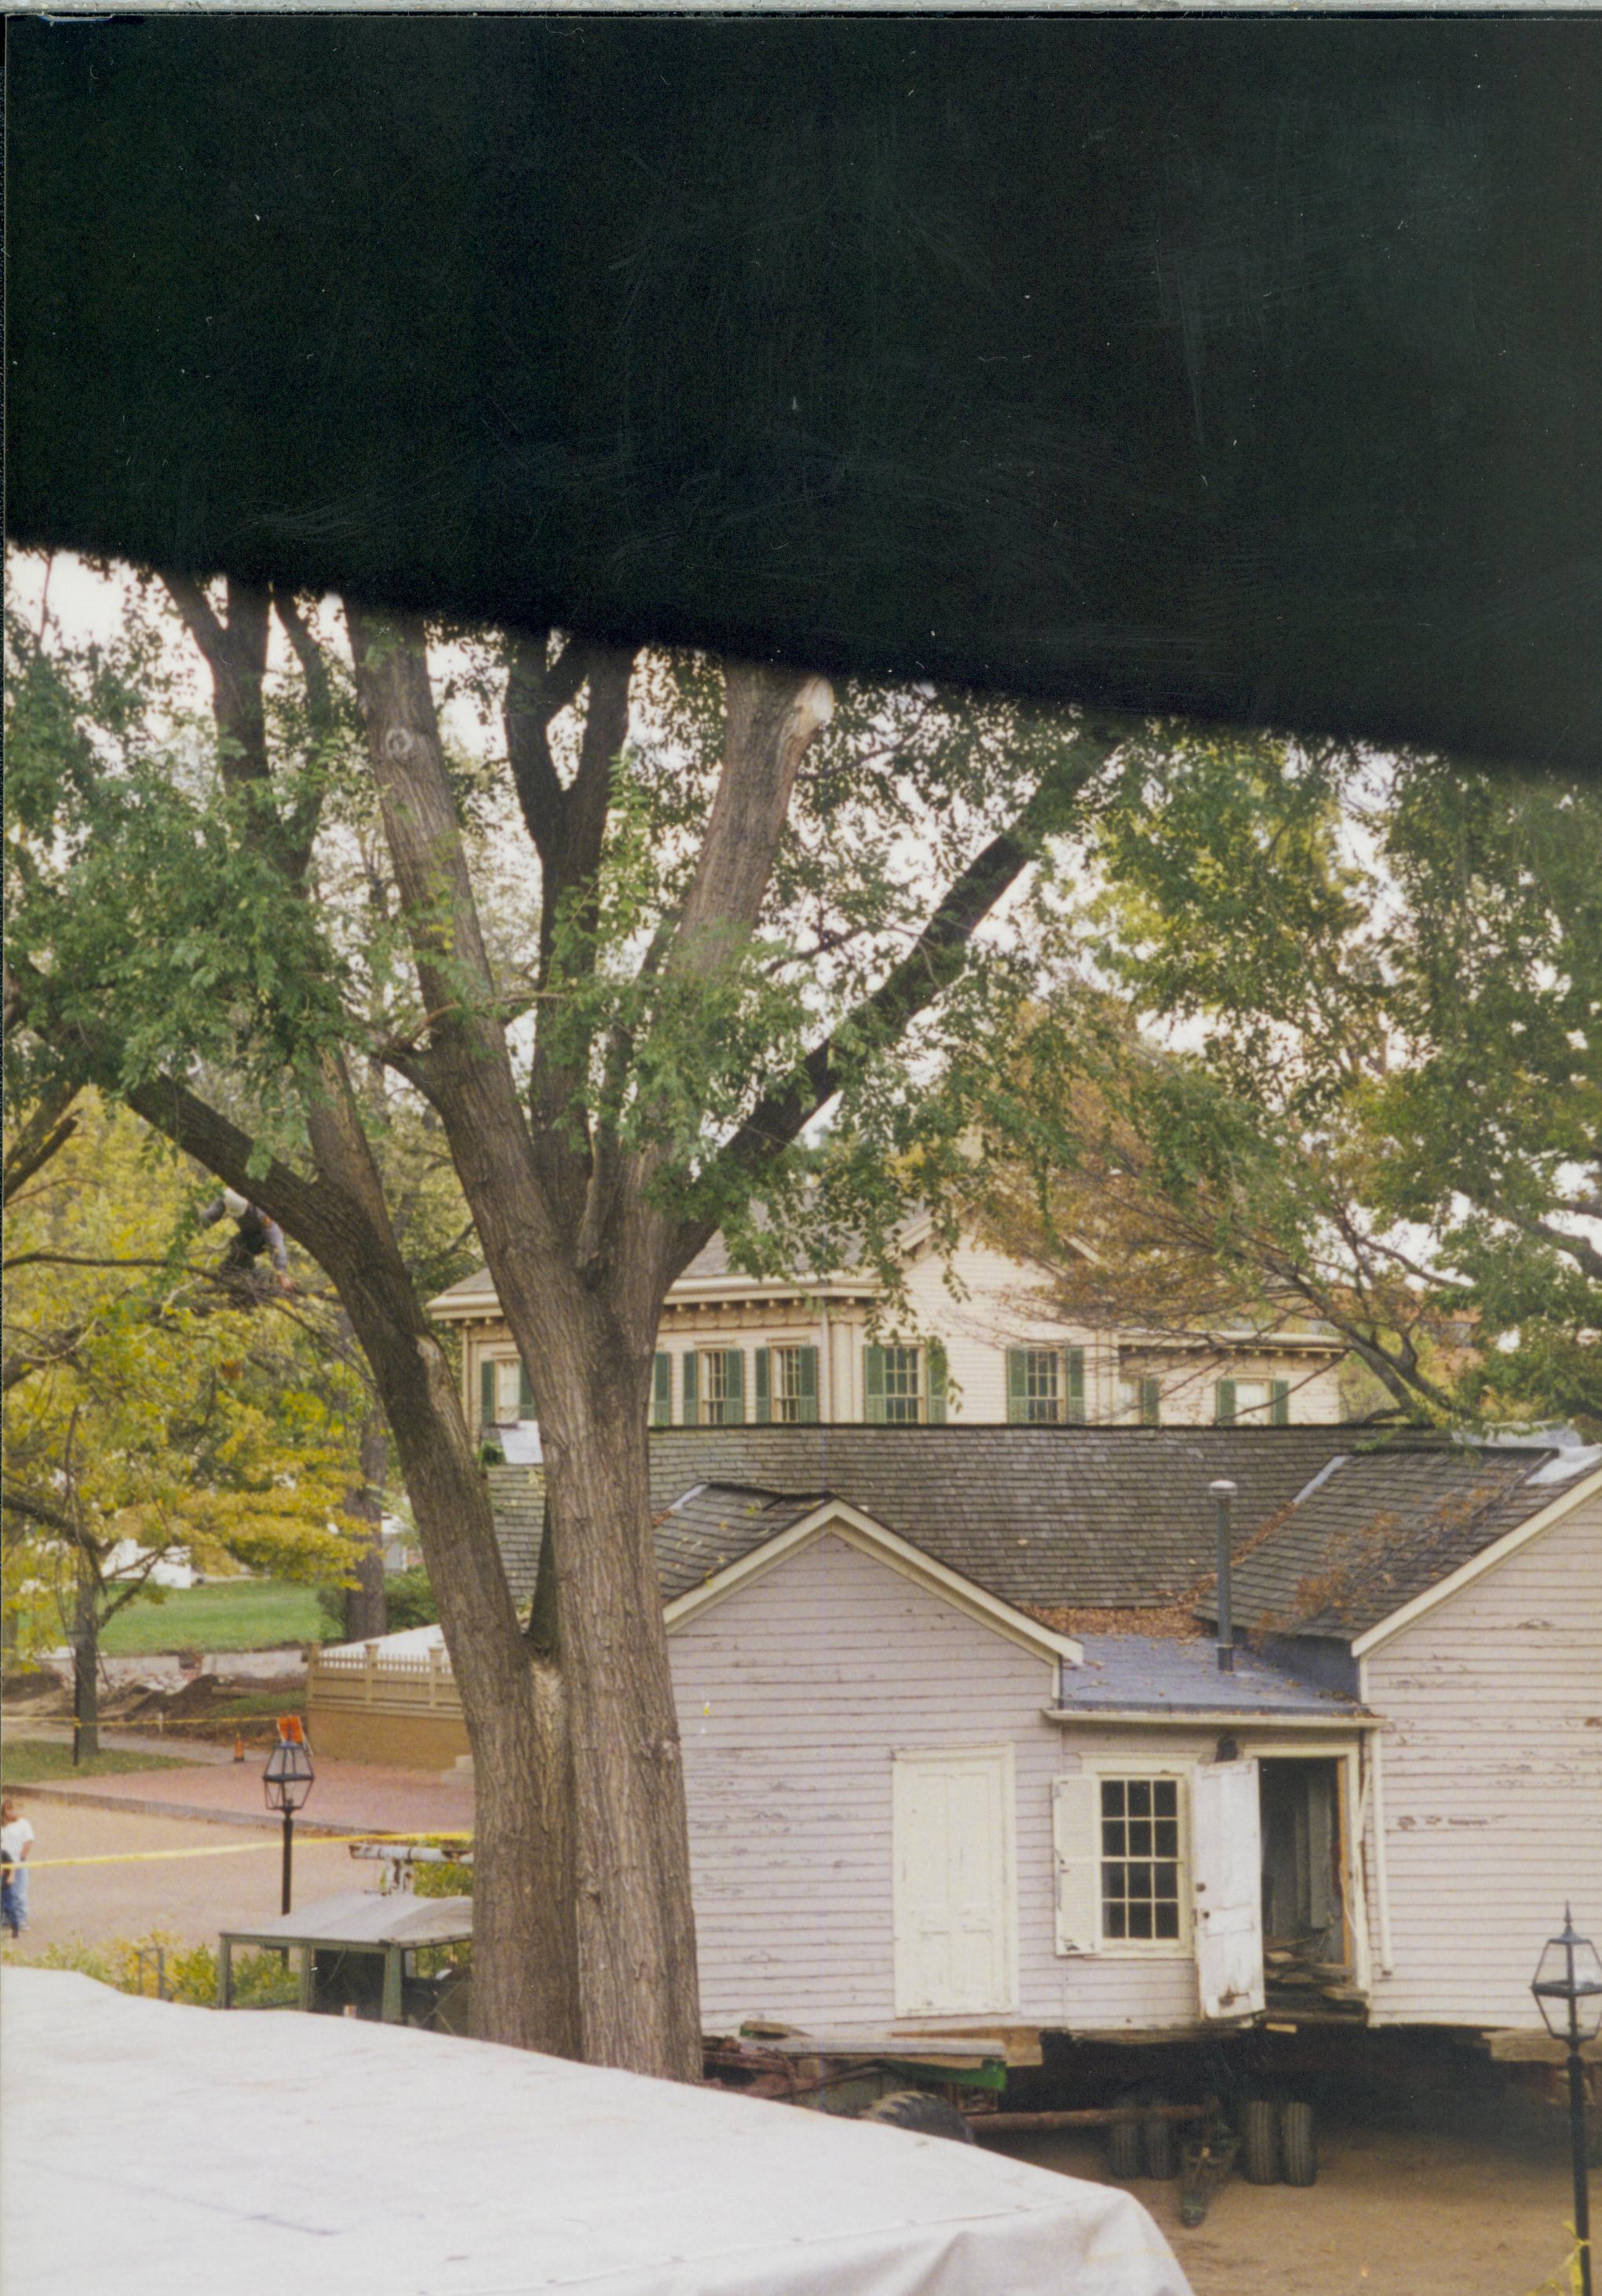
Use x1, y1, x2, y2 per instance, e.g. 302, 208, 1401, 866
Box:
315, 1566, 438, 1640
2, 1931, 294, 2007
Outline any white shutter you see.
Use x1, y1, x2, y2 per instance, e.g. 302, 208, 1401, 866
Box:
1191, 1758, 1265, 2019
1053, 1776, 1100, 1955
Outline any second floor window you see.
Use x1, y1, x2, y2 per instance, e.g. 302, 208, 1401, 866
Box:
684, 1347, 745, 1425
480, 1356, 535, 1426
865, 1341, 947, 1424
1007, 1347, 1086, 1425
756, 1344, 819, 1425
1215, 1378, 1290, 1425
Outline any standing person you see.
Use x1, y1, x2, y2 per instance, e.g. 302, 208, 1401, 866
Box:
1, 1798, 35, 1939
197, 1189, 292, 1301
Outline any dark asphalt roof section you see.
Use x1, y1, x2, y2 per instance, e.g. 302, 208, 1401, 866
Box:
640, 1425, 1355, 1609
1217, 1444, 1578, 1639
1059, 1634, 1365, 1717
653, 1484, 826, 1599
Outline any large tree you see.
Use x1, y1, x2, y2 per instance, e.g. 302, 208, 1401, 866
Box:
2, 1093, 364, 1751
5, 559, 1127, 2071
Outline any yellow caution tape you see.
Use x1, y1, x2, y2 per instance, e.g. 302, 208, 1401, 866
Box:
16, 1831, 473, 1870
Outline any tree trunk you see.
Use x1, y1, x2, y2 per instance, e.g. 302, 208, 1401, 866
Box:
73, 1557, 100, 1763
332, 1261, 580, 2058
342, 1407, 389, 1644
502, 1283, 703, 2080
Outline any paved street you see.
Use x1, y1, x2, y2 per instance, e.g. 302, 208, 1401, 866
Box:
19, 1743, 474, 1838
0, 1802, 366, 1953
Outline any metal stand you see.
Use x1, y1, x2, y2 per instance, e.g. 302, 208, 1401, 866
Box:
280, 1810, 294, 1916
1567, 2022, 1593, 2296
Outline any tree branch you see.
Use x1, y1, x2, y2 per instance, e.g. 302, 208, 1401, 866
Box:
2, 1081, 80, 1205
689, 717, 1128, 1254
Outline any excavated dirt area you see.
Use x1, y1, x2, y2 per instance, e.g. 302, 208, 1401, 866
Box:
998, 2103, 1583, 2296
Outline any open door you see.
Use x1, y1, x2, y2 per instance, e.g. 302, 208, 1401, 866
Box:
1191, 1758, 1265, 2020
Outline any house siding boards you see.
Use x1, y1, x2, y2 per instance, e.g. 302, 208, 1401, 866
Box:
670, 1528, 1217, 2035
1361, 1487, 1602, 2031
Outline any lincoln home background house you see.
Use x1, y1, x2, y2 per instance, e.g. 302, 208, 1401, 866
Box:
427, 1217, 1349, 1447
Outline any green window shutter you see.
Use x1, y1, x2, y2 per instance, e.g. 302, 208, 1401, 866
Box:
518, 1360, 535, 1416
1270, 1378, 1290, 1427
651, 1352, 672, 1428
754, 1348, 771, 1425
796, 1345, 819, 1424
479, 1359, 495, 1426
1065, 1347, 1086, 1425
683, 1350, 699, 1422
1006, 1349, 1029, 1424
1140, 1376, 1162, 1427
1215, 1378, 1237, 1426
864, 1344, 888, 1424
724, 1349, 745, 1425
925, 1341, 948, 1425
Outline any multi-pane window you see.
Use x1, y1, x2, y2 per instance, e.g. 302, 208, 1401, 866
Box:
772, 1345, 809, 1424
479, 1356, 535, 1428
1215, 1378, 1290, 1425
1022, 1349, 1060, 1422
699, 1349, 730, 1424
1100, 1776, 1182, 1942
881, 1345, 922, 1424
1007, 1346, 1085, 1424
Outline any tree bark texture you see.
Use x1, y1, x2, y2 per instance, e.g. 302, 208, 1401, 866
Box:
72, 1554, 100, 1763
341, 1403, 389, 1645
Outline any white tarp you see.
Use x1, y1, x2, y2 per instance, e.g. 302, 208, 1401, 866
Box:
2, 1971, 1191, 2296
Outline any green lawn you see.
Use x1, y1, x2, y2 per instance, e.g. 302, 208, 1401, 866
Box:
98, 1579, 325, 1656
2, 1738, 192, 1785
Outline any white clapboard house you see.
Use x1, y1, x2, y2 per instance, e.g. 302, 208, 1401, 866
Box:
428, 1216, 1348, 1445
312, 1426, 1601, 2051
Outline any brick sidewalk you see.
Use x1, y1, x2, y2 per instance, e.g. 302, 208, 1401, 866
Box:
20, 1753, 474, 1838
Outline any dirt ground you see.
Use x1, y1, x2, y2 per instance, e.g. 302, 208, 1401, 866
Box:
996, 2116, 1584, 2296
0, 1801, 363, 1952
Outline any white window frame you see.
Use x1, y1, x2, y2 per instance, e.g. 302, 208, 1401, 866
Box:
1230, 1379, 1273, 1421
698, 1348, 730, 1425
1070, 1755, 1195, 1956
1020, 1348, 1061, 1425
770, 1344, 808, 1425
881, 1344, 923, 1424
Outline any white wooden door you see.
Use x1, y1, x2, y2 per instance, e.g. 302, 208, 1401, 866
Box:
1191, 1758, 1265, 2020
892, 1750, 1016, 2017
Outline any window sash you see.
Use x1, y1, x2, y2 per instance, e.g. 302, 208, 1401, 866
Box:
1098, 1775, 1184, 1944
881, 1345, 921, 1423
696, 1349, 744, 1425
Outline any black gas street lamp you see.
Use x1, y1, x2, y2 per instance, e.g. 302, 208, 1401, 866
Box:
1531, 1906, 1602, 2296
264, 1718, 315, 1916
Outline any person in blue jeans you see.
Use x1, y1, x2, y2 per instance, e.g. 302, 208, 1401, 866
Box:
2, 1798, 35, 1938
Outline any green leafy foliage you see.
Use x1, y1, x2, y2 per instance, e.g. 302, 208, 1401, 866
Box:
978, 735, 1600, 1430
2, 1093, 368, 1659
316, 1565, 436, 1640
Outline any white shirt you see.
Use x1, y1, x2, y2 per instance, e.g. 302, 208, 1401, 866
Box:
2, 1817, 35, 1863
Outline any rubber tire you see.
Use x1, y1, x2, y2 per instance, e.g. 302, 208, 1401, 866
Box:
860, 2089, 975, 2145
1240, 2097, 1282, 2185
1106, 2118, 1145, 2180
1279, 2100, 1317, 2187
1144, 2115, 1179, 2181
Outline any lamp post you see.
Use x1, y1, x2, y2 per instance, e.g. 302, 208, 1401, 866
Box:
263, 1717, 315, 1916
1531, 1906, 1602, 2296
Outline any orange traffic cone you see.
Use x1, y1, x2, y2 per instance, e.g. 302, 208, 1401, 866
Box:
233, 1732, 246, 1763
